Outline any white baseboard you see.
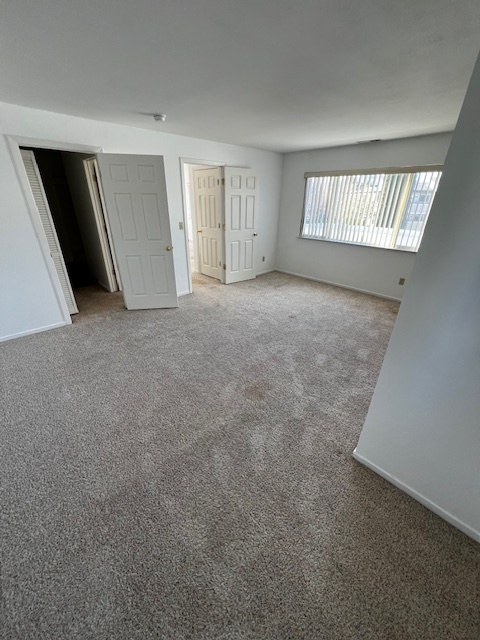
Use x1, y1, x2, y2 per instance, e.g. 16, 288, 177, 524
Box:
256, 269, 275, 277
177, 290, 191, 297
353, 450, 480, 543
0, 321, 67, 343
274, 269, 402, 302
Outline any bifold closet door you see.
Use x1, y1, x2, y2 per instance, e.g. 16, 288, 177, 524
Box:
20, 149, 78, 315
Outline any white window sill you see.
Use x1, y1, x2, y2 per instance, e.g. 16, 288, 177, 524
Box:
297, 235, 417, 254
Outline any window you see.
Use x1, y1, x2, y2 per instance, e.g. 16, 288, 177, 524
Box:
300, 167, 442, 252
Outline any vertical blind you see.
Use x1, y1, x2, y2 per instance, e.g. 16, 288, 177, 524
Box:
301, 168, 442, 251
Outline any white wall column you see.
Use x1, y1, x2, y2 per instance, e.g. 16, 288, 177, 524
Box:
354, 54, 480, 541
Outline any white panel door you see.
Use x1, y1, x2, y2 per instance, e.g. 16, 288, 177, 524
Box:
96, 154, 178, 309
193, 167, 223, 281
20, 149, 78, 315
224, 168, 258, 284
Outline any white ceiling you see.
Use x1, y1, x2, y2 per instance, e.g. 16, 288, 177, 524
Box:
1, 0, 479, 152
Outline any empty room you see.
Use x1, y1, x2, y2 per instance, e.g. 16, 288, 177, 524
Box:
1, 2, 479, 639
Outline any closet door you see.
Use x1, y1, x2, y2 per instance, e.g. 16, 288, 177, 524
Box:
96, 154, 178, 310
21, 149, 78, 314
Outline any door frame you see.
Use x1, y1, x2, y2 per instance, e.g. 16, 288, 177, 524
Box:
179, 157, 225, 294
83, 157, 121, 292
6, 135, 103, 325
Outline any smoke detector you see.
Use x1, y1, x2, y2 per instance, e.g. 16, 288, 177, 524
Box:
153, 113, 167, 122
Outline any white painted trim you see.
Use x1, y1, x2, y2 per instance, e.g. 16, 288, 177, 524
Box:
352, 450, 480, 543
274, 269, 402, 301
256, 269, 275, 276
179, 161, 194, 294
8, 136, 102, 154
304, 164, 443, 178
297, 235, 417, 256
178, 290, 191, 297
180, 157, 225, 168
0, 322, 67, 343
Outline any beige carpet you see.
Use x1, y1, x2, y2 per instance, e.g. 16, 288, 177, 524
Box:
1, 272, 479, 639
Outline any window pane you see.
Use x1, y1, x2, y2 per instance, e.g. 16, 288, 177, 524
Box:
301, 169, 442, 252
395, 172, 442, 250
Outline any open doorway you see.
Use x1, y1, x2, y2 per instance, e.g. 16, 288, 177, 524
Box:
14, 141, 179, 322
20, 147, 122, 318
181, 159, 260, 292
182, 161, 224, 287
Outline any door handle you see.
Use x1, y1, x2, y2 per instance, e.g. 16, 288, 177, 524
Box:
166, 246, 173, 251
197, 230, 203, 233
253, 232, 258, 237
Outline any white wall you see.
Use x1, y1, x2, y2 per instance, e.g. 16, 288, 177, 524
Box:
0, 102, 282, 341
354, 54, 480, 541
276, 133, 452, 300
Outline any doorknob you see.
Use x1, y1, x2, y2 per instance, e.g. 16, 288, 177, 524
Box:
253, 232, 258, 237
166, 245, 173, 251
197, 229, 203, 233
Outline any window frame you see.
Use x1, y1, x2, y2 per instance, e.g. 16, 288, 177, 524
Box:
299, 165, 443, 253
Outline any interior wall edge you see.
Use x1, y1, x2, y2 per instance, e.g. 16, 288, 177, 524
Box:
256, 269, 276, 277
0, 321, 68, 344
352, 450, 480, 543
274, 269, 402, 302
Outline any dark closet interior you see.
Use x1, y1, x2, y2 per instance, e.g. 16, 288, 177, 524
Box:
28, 148, 94, 288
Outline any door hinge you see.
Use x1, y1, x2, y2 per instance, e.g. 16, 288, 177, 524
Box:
222, 223, 226, 231
222, 178, 225, 186
223, 264, 226, 270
